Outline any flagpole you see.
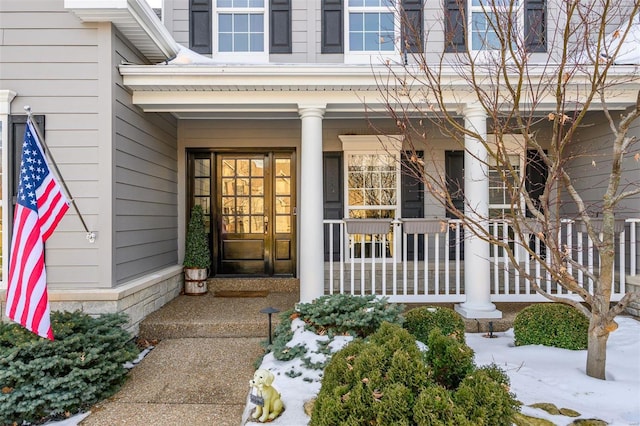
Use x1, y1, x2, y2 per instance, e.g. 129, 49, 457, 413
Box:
24, 106, 96, 243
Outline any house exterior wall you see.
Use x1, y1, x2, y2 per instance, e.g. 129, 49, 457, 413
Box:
0, 1, 183, 334
113, 29, 180, 285
0, 0, 106, 290
565, 112, 640, 219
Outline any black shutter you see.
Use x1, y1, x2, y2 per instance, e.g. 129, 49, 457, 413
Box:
445, 150, 464, 259
402, 0, 423, 53
323, 152, 343, 261
444, 0, 466, 53
525, 0, 546, 52
190, 0, 212, 54
401, 152, 424, 259
8, 115, 45, 240
321, 0, 343, 54
270, 0, 291, 53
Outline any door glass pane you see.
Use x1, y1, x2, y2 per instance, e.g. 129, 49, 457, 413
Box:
222, 196, 235, 213
275, 159, 290, 176
222, 159, 235, 176
222, 178, 235, 195
275, 196, 290, 214
252, 197, 264, 214
251, 178, 264, 195
275, 177, 290, 195
195, 177, 210, 195
195, 159, 210, 177
251, 216, 264, 233
237, 216, 250, 233
223, 216, 235, 233
237, 159, 250, 176
276, 216, 290, 233
252, 159, 264, 176
236, 178, 249, 195
236, 197, 250, 214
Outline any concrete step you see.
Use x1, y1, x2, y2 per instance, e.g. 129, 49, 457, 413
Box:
139, 290, 297, 341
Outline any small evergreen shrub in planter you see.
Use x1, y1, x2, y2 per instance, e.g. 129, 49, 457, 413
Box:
513, 303, 589, 350
0, 311, 139, 425
403, 305, 466, 344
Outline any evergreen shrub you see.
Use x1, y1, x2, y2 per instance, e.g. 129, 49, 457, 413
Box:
424, 329, 475, 389
0, 311, 139, 425
295, 294, 404, 337
513, 303, 588, 350
403, 305, 465, 344
453, 365, 520, 426
311, 322, 520, 426
310, 322, 429, 426
183, 204, 211, 269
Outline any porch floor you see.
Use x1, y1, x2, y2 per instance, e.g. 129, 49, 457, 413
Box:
139, 277, 533, 340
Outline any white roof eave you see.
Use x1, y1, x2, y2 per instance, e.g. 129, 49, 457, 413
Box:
65, 0, 180, 63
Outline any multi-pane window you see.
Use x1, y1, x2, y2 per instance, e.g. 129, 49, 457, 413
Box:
216, 0, 265, 55
470, 0, 520, 51
347, 153, 398, 219
346, 152, 400, 259
489, 154, 521, 217
347, 0, 396, 53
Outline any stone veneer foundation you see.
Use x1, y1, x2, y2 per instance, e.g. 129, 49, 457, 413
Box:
0, 265, 183, 336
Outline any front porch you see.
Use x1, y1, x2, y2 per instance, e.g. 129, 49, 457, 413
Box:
322, 218, 639, 304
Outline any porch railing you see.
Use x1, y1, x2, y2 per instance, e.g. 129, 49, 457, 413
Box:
323, 218, 639, 303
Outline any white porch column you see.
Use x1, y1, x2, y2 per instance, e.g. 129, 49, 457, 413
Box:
298, 105, 326, 302
455, 105, 502, 319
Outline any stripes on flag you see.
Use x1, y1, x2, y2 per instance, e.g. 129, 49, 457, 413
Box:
4, 119, 70, 340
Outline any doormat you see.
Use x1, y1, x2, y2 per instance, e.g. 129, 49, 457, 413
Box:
214, 290, 269, 298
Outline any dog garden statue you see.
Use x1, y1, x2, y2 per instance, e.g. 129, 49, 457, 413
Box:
249, 368, 284, 422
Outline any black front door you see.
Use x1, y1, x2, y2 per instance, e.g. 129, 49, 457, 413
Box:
188, 151, 295, 276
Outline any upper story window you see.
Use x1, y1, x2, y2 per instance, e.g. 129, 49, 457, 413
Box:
188, 0, 292, 59
214, 0, 268, 61
347, 0, 396, 54
445, 0, 546, 54
470, 0, 521, 51
320, 0, 423, 62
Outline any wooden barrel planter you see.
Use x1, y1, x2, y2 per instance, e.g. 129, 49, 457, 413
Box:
184, 267, 208, 295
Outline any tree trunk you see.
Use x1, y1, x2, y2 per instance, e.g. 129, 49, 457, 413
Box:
586, 316, 610, 380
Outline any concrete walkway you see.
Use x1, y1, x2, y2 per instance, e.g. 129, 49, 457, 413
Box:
80, 290, 298, 426
78, 285, 527, 425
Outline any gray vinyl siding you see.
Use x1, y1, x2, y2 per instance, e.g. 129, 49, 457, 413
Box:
170, 0, 190, 48
113, 31, 179, 284
0, 0, 102, 289
565, 113, 640, 219
566, 112, 640, 274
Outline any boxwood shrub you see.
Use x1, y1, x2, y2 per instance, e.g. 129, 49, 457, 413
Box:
0, 311, 139, 425
403, 305, 466, 344
513, 303, 589, 350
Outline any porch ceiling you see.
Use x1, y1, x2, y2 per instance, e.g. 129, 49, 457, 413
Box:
119, 64, 640, 119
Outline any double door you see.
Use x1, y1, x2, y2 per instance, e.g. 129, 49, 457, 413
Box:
189, 151, 295, 276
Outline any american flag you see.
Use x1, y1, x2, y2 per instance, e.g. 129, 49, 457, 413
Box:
5, 119, 70, 340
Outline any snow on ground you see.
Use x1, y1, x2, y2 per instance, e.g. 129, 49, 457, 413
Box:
242, 317, 640, 426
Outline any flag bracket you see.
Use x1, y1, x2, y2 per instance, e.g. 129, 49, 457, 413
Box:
24, 106, 96, 243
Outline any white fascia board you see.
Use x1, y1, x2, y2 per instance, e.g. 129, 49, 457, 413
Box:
65, 0, 180, 61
